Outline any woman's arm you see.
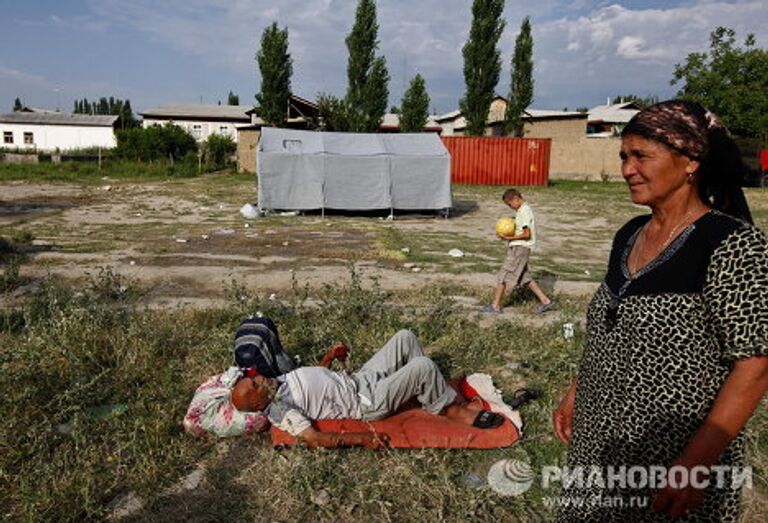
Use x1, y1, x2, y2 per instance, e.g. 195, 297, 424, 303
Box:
652, 356, 768, 518
553, 378, 578, 446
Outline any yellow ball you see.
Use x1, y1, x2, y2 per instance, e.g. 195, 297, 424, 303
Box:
495, 217, 516, 236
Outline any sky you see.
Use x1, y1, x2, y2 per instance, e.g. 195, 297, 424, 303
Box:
1, 1, 766, 116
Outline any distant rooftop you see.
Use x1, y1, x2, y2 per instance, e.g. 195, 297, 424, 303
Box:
139, 104, 254, 120
380, 113, 442, 130
0, 111, 119, 127
588, 101, 641, 124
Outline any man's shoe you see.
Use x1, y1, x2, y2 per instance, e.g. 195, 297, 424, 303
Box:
535, 301, 556, 313
481, 305, 502, 314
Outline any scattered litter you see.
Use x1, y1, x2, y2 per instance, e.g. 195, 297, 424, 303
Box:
448, 248, 464, 258
463, 472, 486, 489
134, 213, 142, 217
505, 361, 520, 370
102, 185, 112, 192
403, 263, 416, 269
279, 211, 299, 216
244, 223, 250, 228
412, 267, 422, 273
201, 234, 209, 240
563, 323, 575, 340
118, 285, 128, 296
107, 491, 144, 519
311, 489, 331, 507
218, 204, 224, 210
401, 247, 410, 254
325, 222, 332, 227
244, 233, 258, 238
213, 228, 235, 235
240, 204, 259, 218
265, 229, 277, 235
101, 176, 110, 181
129, 260, 136, 266
181, 469, 205, 491
269, 293, 277, 301
175, 238, 188, 243
584, 270, 590, 275
281, 241, 289, 246
199, 206, 210, 211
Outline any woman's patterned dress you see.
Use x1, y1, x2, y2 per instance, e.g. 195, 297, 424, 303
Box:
559, 210, 767, 522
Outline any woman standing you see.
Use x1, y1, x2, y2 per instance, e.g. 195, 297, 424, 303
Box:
553, 100, 767, 521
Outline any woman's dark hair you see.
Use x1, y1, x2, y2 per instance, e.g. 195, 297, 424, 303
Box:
622, 100, 753, 224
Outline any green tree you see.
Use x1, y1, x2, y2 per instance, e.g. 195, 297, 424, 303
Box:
227, 91, 240, 105
400, 74, 430, 132
256, 22, 293, 127
13, 97, 23, 111
672, 26, 768, 140
202, 134, 236, 169
315, 93, 353, 132
460, 0, 505, 136
504, 16, 534, 137
115, 124, 197, 163
344, 0, 389, 132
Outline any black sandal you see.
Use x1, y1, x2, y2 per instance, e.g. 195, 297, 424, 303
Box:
508, 388, 543, 409
472, 410, 505, 429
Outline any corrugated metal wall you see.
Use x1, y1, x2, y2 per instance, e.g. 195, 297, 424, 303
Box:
441, 137, 551, 186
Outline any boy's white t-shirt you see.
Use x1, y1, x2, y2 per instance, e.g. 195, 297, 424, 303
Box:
509, 202, 536, 249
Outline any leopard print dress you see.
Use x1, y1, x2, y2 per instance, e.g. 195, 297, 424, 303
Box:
558, 211, 767, 522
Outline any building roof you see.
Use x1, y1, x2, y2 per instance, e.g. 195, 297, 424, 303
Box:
587, 101, 641, 124
440, 107, 584, 131
139, 104, 254, 121
0, 111, 119, 127
380, 113, 442, 131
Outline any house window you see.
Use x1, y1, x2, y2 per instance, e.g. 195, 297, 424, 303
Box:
219, 126, 230, 136
3, 131, 13, 144
191, 124, 202, 139
24, 132, 34, 145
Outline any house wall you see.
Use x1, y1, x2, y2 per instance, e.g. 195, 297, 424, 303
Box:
142, 117, 243, 143
237, 129, 260, 173
0, 123, 116, 151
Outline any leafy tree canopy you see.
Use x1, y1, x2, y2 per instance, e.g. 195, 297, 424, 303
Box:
256, 22, 293, 127
400, 74, 430, 133
672, 26, 768, 140
505, 16, 534, 137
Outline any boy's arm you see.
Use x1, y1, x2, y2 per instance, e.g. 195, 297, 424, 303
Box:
498, 227, 531, 241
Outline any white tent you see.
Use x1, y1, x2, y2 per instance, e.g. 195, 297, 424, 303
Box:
257, 128, 452, 213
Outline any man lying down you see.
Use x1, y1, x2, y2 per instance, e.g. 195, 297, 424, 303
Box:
232, 328, 505, 450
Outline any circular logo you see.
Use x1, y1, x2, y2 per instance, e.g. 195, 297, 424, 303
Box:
487, 458, 535, 497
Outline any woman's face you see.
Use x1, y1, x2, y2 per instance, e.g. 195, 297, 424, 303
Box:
620, 135, 698, 207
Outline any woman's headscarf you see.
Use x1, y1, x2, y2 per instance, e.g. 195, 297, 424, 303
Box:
622, 100, 753, 224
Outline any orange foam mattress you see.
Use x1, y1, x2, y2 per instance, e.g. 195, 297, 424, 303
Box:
270, 408, 521, 449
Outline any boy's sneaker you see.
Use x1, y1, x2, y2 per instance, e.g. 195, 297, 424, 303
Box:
535, 300, 557, 313
481, 305, 502, 314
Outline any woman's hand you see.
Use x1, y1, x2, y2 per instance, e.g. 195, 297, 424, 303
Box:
651, 459, 707, 518
553, 379, 577, 445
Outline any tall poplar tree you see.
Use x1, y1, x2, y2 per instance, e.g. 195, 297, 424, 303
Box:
13, 97, 23, 111
400, 74, 430, 132
345, 0, 389, 132
460, 0, 505, 136
256, 22, 293, 127
227, 91, 240, 105
505, 16, 534, 137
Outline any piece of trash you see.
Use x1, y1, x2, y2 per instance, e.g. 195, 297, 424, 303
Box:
240, 203, 258, 219
101, 176, 110, 181
213, 228, 235, 235
244, 223, 250, 228
269, 293, 277, 301
134, 213, 142, 217
412, 267, 422, 273
403, 263, 416, 269
218, 204, 224, 210
279, 211, 299, 216
181, 469, 205, 491
118, 285, 128, 295
201, 234, 209, 240
244, 233, 258, 238
448, 248, 464, 258
129, 260, 136, 266
505, 361, 520, 370
563, 323, 575, 339
463, 472, 486, 489
325, 222, 332, 227
175, 238, 188, 243
265, 229, 277, 235
401, 247, 410, 254
311, 488, 331, 507
584, 270, 591, 275
102, 185, 112, 192
282, 241, 289, 246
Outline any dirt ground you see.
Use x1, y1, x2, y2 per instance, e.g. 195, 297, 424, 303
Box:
2, 175, 766, 312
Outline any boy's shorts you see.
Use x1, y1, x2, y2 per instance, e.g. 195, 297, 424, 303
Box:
497, 245, 533, 287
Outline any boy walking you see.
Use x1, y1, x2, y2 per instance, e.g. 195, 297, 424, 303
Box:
483, 188, 555, 314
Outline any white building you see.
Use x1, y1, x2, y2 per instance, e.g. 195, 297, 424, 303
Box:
0, 111, 118, 151
139, 104, 253, 142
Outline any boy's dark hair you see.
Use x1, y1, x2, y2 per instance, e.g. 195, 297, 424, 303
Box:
502, 188, 522, 202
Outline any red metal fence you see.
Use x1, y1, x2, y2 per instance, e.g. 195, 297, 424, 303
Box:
441, 136, 551, 186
